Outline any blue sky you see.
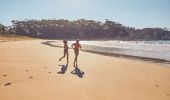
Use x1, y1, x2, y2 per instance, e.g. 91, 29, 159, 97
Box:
0, 0, 170, 29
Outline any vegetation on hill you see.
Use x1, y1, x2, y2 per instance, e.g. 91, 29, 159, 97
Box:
1, 19, 170, 40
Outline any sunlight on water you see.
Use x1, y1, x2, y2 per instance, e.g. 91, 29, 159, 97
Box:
79, 40, 170, 61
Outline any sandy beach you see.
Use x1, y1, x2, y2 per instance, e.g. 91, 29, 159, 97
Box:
0, 40, 170, 100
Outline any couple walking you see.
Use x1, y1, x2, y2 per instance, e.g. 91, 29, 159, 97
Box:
59, 39, 81, 67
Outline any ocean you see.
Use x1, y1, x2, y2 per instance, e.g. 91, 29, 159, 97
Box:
72, 40, 170, 62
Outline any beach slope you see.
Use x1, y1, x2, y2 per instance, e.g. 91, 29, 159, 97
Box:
0, 40, 170, 100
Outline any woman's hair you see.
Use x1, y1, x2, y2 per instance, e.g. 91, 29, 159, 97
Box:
63, 40, 67, 43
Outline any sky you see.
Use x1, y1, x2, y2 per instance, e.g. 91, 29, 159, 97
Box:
0, 0, 170, 29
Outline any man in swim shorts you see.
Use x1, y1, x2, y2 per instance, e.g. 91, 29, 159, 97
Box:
71, 39, 81, 67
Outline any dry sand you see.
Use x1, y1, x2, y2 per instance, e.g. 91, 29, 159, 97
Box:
0, 34, 36, 42
0, 40, 170, 100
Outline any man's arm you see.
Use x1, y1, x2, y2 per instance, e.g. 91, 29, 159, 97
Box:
79, 44, 81, 48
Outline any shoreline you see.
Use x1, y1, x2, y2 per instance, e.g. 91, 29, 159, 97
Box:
41, 40, 170, 65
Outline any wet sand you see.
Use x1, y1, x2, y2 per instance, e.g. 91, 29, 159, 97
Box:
0, 40, 170, 100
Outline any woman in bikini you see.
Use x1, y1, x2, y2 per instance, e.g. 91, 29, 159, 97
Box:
71, 39, 81, 67
59, 40, 69, 63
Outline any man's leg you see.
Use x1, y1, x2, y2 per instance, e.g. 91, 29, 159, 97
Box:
75, 55, 78, 67
73, 55, 77, 67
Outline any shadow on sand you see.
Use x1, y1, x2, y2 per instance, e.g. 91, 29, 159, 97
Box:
71, 67, 85, 78
58, 63, 68, 74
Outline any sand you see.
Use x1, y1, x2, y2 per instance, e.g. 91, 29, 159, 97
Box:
0, 40, 170, 100
0, 34, 36, 42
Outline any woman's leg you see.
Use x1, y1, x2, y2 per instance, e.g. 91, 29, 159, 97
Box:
59, 53, 66, 61
66, 53, 69, 62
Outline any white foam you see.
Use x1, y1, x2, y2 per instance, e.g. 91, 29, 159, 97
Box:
79, 40, 170, 61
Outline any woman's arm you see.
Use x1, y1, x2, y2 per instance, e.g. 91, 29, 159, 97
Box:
71, 44, 74, 49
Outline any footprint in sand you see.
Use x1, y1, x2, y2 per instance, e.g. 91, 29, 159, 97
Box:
4, 82, 12, 86
29, 76, 33, 79
3, 74, 7, 77
44, 66, 47, 68
25, 70, 30, 72
155, 84, 160, 87
166, 94, 170, 96
48, 72, 51, 74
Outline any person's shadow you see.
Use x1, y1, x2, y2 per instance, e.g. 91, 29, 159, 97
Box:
71, 67, 85, 78
58, 63, 68, 74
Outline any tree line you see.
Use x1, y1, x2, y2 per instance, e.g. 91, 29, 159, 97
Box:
1, 19, 170, 40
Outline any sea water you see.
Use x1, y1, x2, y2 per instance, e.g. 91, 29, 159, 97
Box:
77, 40, 170, 62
